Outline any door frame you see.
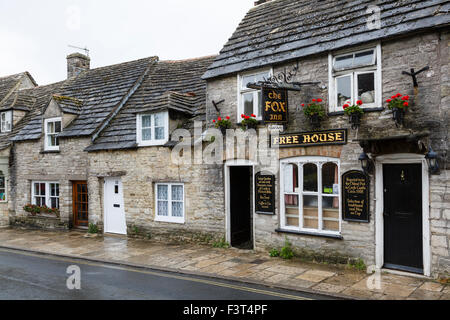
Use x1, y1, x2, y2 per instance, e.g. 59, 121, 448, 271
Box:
103, 177, 127, 235
224, 160, 256, 248
375, 153, 430, 276
72, 181, 88, 228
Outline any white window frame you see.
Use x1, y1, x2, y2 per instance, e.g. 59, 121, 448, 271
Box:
0, 176, 7, 202
328, 44, 382, 112
31, 181, 60, 209
0, 111, 12, 133
44, 117, 62, 151
136, 111, 169, 147
237, 68, 273, 123
280, 157, 341, 236
155, 183, 185, 224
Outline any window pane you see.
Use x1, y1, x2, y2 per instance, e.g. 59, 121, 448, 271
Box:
172, 202, 183, 217
284, 194, 299, 227
47, 121, 54, 134
0, 177, 4, 188
242, 75, 254, 89
171, 185, 183, 201
157, 185, 168, 200
55, 121, 62, 133
354, 50, 374, 67
50, 197, 59, 209
357, 73, 375, 104
40, 183, 46, 196
323, 197, 339, 231
155, 127, 165, 140
336, 75, 352, 107
157, 200, 168, 216
142, 128, 151, 141
142, 115, 151, 128
154, 113, 164, 127
303, 195, 318, 229
283, 164, 298, 193
243, 92, 254, 116
50, 183, 59, 197
303, 164, 317, 192
254, 72, 269, 83
334, 54, 353, 70
322, 163, 339, 194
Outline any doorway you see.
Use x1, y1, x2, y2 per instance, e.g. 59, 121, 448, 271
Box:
104, 177, 127, 235
228, 166, 253, 249
383, 164, 423, 273
72, 181, 88, 228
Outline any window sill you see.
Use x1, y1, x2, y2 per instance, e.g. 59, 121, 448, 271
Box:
275, 228, 343, 240
155, 217, 185, 224
40, 150, 60, 154
328, 107, 384, 117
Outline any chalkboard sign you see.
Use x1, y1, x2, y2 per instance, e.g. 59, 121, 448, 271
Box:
342, 170, 370, 222
262, 88, 288, 124
255, 173, 275, 214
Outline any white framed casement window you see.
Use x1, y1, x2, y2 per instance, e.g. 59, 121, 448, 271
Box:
31, 181, 60, 208
44, 117, 62, 151
280, 157, 341, 236
155, 183, 185, 224
0, 111, 12, 133
136, 111, 169, 146
0, 176, 7, 202
237, 69, 272, 122
328, 44, 382, 112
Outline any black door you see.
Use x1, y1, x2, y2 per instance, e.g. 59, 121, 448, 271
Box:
383, 164, 423, 273
230, 166, 252, 249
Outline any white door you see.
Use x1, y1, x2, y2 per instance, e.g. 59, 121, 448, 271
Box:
104, 178, 127, 235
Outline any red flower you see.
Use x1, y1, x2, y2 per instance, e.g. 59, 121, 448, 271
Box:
241, 114, 245, 118
402, 95, 409, 101
343, 104, 350, 109
301, 104, 305, 107
226, 116, 230, 120
386, 99, 392, 103
245, 116, 250, 120
251, 114, 256, 118
218, 117, 222, 121
317, 98, 323, 103
403, 102, 409, 107
396, 93, 402, 98
212, 120, 216, 123
312, 99, 316, 102
357, 100, 363, 106
391, 95, 397, 99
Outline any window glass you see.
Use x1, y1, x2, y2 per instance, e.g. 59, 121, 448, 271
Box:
334, 54, 353, 70
171, 185, 183, 201
156, 184, 184, 222
139, 113, 167, 144
243, 92, 254, 116
303, 195, 318, 229
284, 194, 299, 227
303, 163, 317, 192
158, 200, 169, 216
354, 50, 374, 67
357, 73, 375, 104
322, 163, 338, 194
0, 111, 12, 132
172, 202, 183, 217
336, 75, 352, 107
157, 184, 168, 200
0, 177, 5, 202
142, 115, 152, 128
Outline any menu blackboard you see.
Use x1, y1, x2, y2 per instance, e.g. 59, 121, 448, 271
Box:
255, 173, 275, 214
342, 170, 370, 222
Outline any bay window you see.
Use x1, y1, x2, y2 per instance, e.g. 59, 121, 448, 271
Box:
238, 70, 271, 121
329, 45, 382, 112
137, 111, 169, 146
281, 157, 341, 235
1, 111, 12, 132
44, 117, 62, 151
31, 181, 60, 209
155, 183, 184, 223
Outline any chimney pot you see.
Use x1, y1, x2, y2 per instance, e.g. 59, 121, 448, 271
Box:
67, 53, 90, 79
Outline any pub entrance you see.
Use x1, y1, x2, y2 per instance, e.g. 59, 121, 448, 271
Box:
228, 166, 253, 249
383, 163, 423, 274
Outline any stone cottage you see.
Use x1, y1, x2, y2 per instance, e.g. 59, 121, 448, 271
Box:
202, 0, 450, 277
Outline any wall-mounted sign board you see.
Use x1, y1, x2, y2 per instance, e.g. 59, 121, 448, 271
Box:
255, 173, 275, 215
342, 170, 370, 223
262, 88, 288, 124
271, 129, 347, 148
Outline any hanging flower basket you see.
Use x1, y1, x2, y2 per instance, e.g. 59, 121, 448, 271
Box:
302, 98, 325, 128
386, 93, 409, 127
343, 100, 364, 130
240, 114, 258, 130
212, 116, 232, 135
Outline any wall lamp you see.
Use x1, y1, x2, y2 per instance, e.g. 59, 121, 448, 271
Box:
359, 151, 374, 175
425, 147, 439, 175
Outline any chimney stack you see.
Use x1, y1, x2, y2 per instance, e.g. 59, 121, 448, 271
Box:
67, 53, 90, 79
254, 0, 271, 5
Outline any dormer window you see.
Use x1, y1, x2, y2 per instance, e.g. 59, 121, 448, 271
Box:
44, 117, 62, 151
0, 111, 12, 133
136, 111, 169, 146
237, 70, 272, 122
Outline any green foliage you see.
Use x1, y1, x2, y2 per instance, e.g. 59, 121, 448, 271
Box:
88, 223, 99, 234
386, 93, 410, 110
269, 248, 280, 257
302, 99, 326, 119
280, 237, 294, 260
132, 226, 140, 235
240, 114, 258, 130
348, 258, 366, 271
212, 237, 230, 249
23, 204, 60, 217
212, 116, 232, 130
343, 104, 364, 116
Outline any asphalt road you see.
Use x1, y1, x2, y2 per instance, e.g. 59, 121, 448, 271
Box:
0, 248, 336, 300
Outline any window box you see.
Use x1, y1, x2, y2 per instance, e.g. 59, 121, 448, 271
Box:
155, 183, 185, 224
137, 111, 169, 146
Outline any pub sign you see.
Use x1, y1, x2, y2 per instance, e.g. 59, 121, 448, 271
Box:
342, 170, 370, 223
262, 87, 288, 124
255, 172, 275, 214
271, 129, 347, 148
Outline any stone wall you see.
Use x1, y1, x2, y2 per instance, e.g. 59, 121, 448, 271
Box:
205, 30, 449, 276
88, 146, 225, 243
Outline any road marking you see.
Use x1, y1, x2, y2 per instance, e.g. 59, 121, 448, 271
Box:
0, 248, 313, 300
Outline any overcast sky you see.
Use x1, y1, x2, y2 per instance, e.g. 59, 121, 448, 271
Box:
0, 0, 255, 85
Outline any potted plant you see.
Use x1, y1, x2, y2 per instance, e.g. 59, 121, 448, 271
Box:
23, 204, 40, 216
212, 116, 232, 135
302, 98, 326, 127
240, 114, 258, 130
343, 100, 364, 130
386, 93, 410, 127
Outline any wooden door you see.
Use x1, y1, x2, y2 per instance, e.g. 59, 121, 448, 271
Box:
73, 181, 89, 227
383, 164, 423, 273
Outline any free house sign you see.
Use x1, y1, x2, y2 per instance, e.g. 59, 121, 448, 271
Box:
271, 129, 347, 148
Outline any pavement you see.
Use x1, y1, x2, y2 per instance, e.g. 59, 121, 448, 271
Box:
0, 227, 448, 300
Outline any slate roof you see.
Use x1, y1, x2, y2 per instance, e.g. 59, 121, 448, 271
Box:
203, 0, 450, 79
85, 56, 216, 152
0, 72, 36, 105
11, 56, 157, 142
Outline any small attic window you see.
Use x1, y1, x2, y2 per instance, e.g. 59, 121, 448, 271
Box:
44, 117, 62, 151
136, 111, 169, 147
0, 111, 12, 133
